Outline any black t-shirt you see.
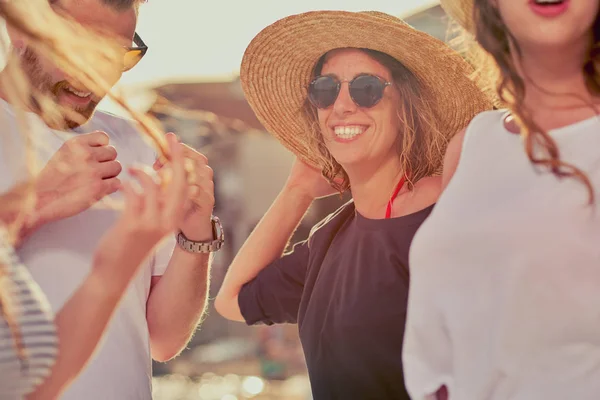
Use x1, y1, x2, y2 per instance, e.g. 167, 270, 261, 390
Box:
239, 200, 433, 400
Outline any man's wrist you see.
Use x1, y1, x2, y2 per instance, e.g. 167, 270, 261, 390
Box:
18, 206, 48, 243
176, 214, 224, 254
10, 203, 46, 246
179, 216, 214, 242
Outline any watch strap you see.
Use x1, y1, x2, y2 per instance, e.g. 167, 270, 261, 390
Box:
176, 215, 224, 254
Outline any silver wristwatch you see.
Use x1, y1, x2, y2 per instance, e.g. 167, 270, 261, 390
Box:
176, 215, 224, 253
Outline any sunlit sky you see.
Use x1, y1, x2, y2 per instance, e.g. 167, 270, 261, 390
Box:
100, 0, 437, 113
120, 0, 437, 85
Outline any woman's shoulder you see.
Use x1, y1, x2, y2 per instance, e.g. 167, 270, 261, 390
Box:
451, 109, 507, 150
441, 109, 507, 190
413, 176, 441, 209
393, 176, 440, 217
414, 176, 442, 193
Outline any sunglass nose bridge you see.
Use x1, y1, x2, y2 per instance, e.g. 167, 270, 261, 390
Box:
334, 82, 356, 109
308, 74, 389, 109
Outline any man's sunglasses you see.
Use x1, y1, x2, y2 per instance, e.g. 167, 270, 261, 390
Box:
123, 32, 148, 72
308, 74, 392, 109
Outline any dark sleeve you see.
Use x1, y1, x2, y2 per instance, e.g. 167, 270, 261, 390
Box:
238, 240, 309, 326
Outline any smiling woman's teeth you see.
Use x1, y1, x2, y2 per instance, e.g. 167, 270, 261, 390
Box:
334, 126, 365, 140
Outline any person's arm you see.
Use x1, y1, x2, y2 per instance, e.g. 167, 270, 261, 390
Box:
402, 252, 452, 400
26, 133, 189, 399
215, 159, 336, 322
27, 253, 153, 399
0, 181, 34, 244
215, 185, 314, 322
145, 236, 212, 362
441, 128, 466, 191
144, 139, 217, 362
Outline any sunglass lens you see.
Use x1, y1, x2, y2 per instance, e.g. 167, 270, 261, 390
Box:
123, 49, 143, 72
350, 75, 385, 108
308, 76, 339, 109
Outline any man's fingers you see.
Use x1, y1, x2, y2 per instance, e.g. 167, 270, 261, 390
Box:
189, 183, 215, 206
194, 164, 214, 180
91, 145, 118, 162
90, 177, 120, 201
76, 130, 110, 147
97, 160, 122, 179
102, 177, 121, 196
181, 143, 208, 164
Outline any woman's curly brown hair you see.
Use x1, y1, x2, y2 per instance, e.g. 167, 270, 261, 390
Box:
301, 48, 446, 193
470, 0, 600, 203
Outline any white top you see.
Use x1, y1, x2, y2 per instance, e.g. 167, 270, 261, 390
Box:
0, 227, 58, 399
403, 110, 600, 400
0, 100, 175, 400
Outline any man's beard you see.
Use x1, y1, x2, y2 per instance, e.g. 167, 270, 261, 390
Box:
21, 47, 100, 130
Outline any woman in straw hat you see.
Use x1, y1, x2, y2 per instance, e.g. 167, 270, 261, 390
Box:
0, 1, 190, 398
403, 0, 600, 399
215, 10, 490, 399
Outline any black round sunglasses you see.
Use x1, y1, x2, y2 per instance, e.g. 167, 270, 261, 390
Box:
308, 74, 392, 109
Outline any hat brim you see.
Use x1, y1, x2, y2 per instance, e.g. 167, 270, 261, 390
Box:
241, 10, 491, 168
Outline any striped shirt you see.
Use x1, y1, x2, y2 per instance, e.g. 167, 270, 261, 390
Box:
0, 227, 57, 399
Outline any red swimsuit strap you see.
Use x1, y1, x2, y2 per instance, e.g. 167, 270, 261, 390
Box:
385, 175, 407, 219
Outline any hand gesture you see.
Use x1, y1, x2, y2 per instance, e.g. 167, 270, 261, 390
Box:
34, 131, 121, 224
93, 134, 188, 275
285, 158, 339, 200
154, 133, 215, 242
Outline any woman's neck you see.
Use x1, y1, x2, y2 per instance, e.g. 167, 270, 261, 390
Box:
514, 37, 600, 129
345, 154, 404, 220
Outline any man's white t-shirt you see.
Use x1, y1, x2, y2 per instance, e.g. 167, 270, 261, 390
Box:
0, 99, 175, 400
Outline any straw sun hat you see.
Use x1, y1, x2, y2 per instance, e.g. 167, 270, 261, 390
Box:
240, 10, 491, 168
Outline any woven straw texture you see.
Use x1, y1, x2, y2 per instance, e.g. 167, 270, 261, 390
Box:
240, 10, 491, 168
441, 0, 475, 33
